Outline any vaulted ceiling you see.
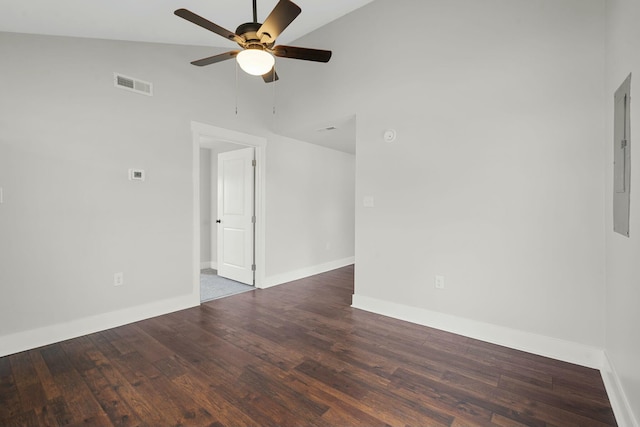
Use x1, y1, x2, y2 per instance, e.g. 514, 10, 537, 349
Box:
0, 0, 373, 47
1, 0, 367, 153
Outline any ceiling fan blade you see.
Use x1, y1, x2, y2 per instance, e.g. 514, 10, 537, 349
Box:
262, 67, 279, 83
273, 45, 332, 63
257, 0, 301, 44
174, 9, 244, 44
191, 51, 240, 67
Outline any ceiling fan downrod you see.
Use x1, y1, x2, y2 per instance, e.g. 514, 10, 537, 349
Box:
253, 0, 258, 23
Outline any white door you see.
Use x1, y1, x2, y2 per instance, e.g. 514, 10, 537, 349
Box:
217, 147, 255, 285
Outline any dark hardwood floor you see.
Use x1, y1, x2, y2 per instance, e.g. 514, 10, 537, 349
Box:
0, 265, 616, 426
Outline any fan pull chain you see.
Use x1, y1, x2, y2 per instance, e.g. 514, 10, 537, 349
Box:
235, 60, 239, 116
272, 68, 277, 116
271, 67, 278, 129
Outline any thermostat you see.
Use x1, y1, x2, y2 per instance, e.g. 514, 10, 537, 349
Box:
129, 169, 145, 181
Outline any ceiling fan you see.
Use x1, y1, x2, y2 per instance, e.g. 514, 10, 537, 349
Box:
174, 0, 332, 83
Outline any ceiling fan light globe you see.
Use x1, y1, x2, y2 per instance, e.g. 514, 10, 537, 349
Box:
236, 49, 275, 76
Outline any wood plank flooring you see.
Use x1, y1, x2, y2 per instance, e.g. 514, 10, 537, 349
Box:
0, 265, 617, 426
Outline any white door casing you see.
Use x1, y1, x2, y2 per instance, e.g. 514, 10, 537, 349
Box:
217, 147, 255, 285
191, 121, 266, 300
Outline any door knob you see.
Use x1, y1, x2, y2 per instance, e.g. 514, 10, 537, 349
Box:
216, 219, 221, 223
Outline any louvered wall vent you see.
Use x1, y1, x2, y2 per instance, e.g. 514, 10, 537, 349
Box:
113, 73, 153, 96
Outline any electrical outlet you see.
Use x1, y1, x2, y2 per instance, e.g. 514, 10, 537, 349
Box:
363, 196, 375, 207
114, 272, 124, 286
435, 275, 445, 289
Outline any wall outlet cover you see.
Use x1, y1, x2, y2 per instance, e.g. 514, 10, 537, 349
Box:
114, 272, 124, 286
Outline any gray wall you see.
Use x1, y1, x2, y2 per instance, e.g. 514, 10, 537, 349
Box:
0, 32, 355, 351
275, 0, 640, 421
277, 0, 606, 347
265, 135, 356, 278
605, 0, 640, 423
0, 33, 229, 336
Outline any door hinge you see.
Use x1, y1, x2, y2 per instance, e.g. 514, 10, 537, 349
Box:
252, 160, 256, 167
621, 139, 628, 148
252, 215, 256, 223
251, 264, 256, 271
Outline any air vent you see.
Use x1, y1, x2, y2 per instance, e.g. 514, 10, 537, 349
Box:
114, 73, 153, 96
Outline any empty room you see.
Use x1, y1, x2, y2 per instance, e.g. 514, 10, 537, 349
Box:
1, 0, 639, 425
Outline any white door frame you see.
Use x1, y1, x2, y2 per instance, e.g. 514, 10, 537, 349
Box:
191, 121, 267, 297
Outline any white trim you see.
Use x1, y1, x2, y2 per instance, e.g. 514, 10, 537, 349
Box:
351, 294, 604, 369
601, 351, 639, 427
191, 121, 267, 296
351, 295, 640, 425
264, 257, 355, 289
200, 261, 217, 270
210, 149, 217, 272
0, 293, 199, 358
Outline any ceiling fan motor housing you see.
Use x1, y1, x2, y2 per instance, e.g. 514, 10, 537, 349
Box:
235, 22, 272, 48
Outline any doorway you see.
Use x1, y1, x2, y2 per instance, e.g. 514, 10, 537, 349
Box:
191, 121, 267, 303
199, 145, 255, 301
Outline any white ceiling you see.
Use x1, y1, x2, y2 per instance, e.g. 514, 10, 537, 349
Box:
0, 0, 373, 47
0, 0, 366, 154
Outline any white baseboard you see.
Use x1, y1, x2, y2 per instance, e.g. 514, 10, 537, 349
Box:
263, 256, 355, 289
200, 261, 218, 270
0, 293, 200, 358
0, 258, 355, 357
353, 294, 640, 425
351, 294, 604, 369
601, 351, 639, 427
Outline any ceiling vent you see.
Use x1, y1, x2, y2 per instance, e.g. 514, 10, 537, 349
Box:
114, 73, 153, 96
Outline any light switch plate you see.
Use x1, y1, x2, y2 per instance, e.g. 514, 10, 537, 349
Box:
363, 196, 375, 208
